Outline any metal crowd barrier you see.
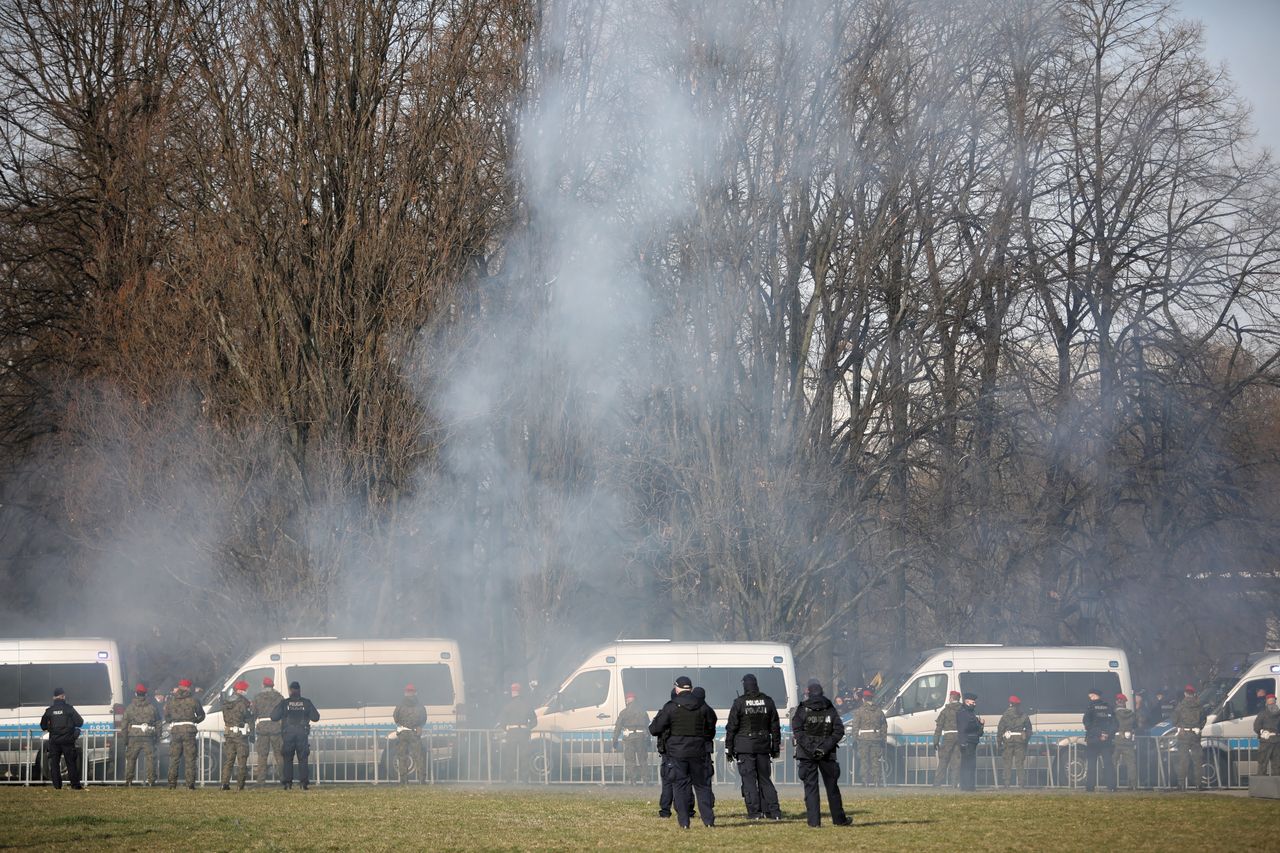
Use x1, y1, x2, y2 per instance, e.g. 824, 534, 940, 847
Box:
0, 728, 1261, 788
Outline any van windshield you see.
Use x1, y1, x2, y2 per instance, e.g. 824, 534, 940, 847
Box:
0, 663, 114, 708
621, 667, 787, 712
285, 664, 454, 707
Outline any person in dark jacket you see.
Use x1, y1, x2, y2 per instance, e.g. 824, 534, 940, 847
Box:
725, 673, 781, 819
791, 680, 851, 827
1082, 688, 1117, 792
270, 681, 320, 790
956, 692, 984, 791
40, 688, 84, 790
497, 682, 538, 783
649, 676, 716, 829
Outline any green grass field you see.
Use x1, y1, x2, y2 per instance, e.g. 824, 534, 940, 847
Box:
0, 786, 1273, 851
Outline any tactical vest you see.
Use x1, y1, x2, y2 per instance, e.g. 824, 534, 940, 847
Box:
46, 705, 75, 737
741, 696, 769, 735
803, 706, 835, 738
669, 702, 704, 737
1088, 701, 1113, 723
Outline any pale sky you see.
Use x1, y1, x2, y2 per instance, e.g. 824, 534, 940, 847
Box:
1179, 0, 1280, 154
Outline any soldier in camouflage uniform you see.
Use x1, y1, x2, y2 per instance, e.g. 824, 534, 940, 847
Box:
1113, 693, 1138, 789
165, 679, 205, 789
121, 683, 160, 786
852, 689, 887, 786
997, 695, 1032, 787
933, 690, 962, 786
220, 680, 253, 790
393, 684, 428, 783
252, 676, 284, 784
612, 691, 651, 785
1254, 693, 1279, 775
1171, 684, 1206, 790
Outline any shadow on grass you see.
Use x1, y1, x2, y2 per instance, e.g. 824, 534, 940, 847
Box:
853, 819, 938, 827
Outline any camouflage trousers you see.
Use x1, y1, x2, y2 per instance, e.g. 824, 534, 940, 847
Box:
255, 732, 283, 782
622, 733, 648, 783
1001, 740, 1027, 786
1114, 742, 1137, 788
934, 734, 960, 785
857, 740, 884, 785
221, 733, 249, 788
396, 730, 424, 782
1256, 738, 1278, 775
124, 737, 156, 784
168, 729, 198, 787
1174, 735, 1203, 787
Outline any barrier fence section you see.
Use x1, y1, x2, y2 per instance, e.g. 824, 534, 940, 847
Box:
0, 729, 1260, 788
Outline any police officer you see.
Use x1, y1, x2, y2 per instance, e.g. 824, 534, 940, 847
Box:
220, 680, 253, 790
40, 687, 83, 790
121, 683, 160, 786
997, 695, 1031, 787
612, 691, 651, 785
852, 688, 887, 787
725, 673, 781, 819
497, 682, 538, 783
1083, 687, 1117, 792
1149, 687, 1177, 728
791, 680, 851, 827
649, 676, 716, 829
1171, 684, 1206, 791
165, 678, 205, 789
394, 683, 427, 784
252, 676, 284, 784
956, 692, 983, 791
1254, 693, 1279, 775
270, 681, 320, 790
1113, 693, 1138, 789
656, 688, 678, 818
933, 690, 962, 786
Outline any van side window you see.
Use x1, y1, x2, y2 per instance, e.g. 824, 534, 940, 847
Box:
901, 674, 948, 714
1225, 677, 1275, 720
557, 670, 610, 711
0, 663, 113, 707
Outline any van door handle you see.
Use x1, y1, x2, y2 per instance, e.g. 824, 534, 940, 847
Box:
596, 713, 611, 720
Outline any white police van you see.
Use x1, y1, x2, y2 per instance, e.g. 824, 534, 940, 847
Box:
533, 640, 798, 781
869, 645, 1133, 783
1201, 650, 1279, 783
0, 638, 125, 783
198, 638, 466, 781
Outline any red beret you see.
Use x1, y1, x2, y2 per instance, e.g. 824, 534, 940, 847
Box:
178, 679, 192, 688
405, 684, 416, 692
1008, 695, 1020, 704
862, 689, 874, 698
1184, 684, 1196, 693
135, 683, 147, 693
262, 676, 274, 687
625, 692, 636, 701
949, 690, 961, 699
233, 680, 249, 691
1115, 693, 1127, 702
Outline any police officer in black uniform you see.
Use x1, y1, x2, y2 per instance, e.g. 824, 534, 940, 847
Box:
725, 673, 781, 820
270, 681, 320, 789
649, 676, 716, 829
792, 680, 851, 827
1083, 687, 1117, 792
956, 691, 984, 791
40, 688, 84, 790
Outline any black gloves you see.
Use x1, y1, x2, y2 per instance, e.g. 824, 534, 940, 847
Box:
813, 749, 826, 760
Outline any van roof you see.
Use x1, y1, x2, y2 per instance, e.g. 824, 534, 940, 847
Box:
592, 641, 792, 657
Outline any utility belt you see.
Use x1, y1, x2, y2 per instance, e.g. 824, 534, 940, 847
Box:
504, 724, 531, 731
169, 722, 197, 730
1003, 732, 1025, 739
940, 730, 958, 736
1117, 732, 1134, 740
396, 726, 421, 734
129, 724, 156, 734
255, 718, 274, 725
225, 725, 250, 736
1175, 727, 1201, 736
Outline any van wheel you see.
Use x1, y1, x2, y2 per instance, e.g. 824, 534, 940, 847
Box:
532, 740, 561, 782
1202, 748, 1228, 788
201, 742, 222, 785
